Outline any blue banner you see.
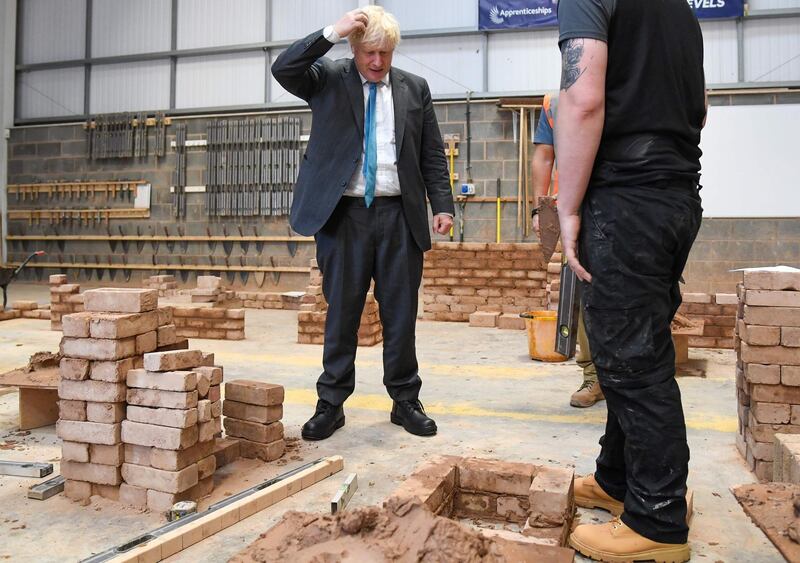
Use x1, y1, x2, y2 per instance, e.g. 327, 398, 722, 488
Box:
478, 0, 744, 31
690, 0, 744, 20
478, 0, 558, 30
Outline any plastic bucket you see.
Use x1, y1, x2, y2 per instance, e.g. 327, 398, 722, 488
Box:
520, 311, 568, 362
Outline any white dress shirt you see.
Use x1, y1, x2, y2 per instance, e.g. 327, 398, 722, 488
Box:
323, 26, 452, 215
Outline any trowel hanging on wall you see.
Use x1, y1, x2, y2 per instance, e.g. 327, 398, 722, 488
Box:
537, 196, 560, 264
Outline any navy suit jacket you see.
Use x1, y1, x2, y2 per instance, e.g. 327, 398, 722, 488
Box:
271, 29, 454, 251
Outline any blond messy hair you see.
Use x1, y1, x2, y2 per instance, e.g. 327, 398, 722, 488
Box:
349, 6, 401, 49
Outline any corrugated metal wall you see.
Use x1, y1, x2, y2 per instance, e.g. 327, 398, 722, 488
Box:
13, 0, 800, 119
18, 0, 85, 64
177, 0, 267, 49
377, 0, 478, 31
91, 0, 171, 57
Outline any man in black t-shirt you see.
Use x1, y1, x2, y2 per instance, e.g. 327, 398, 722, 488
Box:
554, 1, 706, 561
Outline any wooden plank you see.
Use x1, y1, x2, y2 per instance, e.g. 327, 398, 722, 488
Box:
19, 388, 60, 430
0, 367, 59, 389
110, 456, 344, 563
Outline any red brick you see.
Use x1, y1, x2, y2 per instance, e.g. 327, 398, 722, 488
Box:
135, 330, 158, 354
783, 366, 800, 387
89, 443, 125, 465
90, 357, 136, 383
460, 458, 535, 496
49, 274, 68, 285
119, 484, 148, 508
61, 337, 136, 361
62, 441, 90, 462
143, 349, 204, 371
225, 380, 284, 406
122, 462, 198, 494
62, 312, 92, 337
497, 314, 526, 330
83, 288, 158, 313
782, 327, 800, 347
744, 306, 800, 328
57, 420, 121, 445
86, 402, 126, 424
121, 420, 199, 450
213, 438, 240, 468
61, 460, 122, 485
127, 368, 197, 392
64, 480, 92, 502
127, 405, 198, 428
744, 364, 781, 384
207, 385, 221, 402
60, 358, 90, 381
197, 455, 216, 480
238, 438, 285, 462
742, 342, 800, 366
59, 400, 87, 421
223, 418, 283, 444
146, 477, 214, 512
743, 271, 800, 291
752, 402, 791, 424
527, 466, 574, 526
126, 388, 198, 409
751, 384, 800, 404
742, 324, 782, 346
59, 380, 127, 403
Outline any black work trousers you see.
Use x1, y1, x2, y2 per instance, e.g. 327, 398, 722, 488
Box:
314, 196, 424, 406
579, 183, 702, 545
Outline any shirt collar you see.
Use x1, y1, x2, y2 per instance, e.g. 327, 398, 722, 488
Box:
358, 71, 390, 87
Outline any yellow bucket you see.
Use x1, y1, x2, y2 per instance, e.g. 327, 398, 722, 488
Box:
520, 311, 568, 362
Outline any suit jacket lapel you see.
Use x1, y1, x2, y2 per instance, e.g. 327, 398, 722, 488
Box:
391, 70, 408, 160
343, 60, 364, 138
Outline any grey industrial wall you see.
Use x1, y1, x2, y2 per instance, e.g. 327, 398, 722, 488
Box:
5, 91, 800, 294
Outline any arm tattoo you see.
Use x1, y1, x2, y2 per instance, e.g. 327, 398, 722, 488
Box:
560, 39, 586, 91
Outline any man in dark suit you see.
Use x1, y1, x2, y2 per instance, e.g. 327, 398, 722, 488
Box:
272, 7, 454, 441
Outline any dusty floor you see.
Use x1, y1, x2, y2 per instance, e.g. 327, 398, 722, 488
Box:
0, 283, 782, 562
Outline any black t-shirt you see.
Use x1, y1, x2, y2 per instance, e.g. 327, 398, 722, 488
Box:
558, 0, 706, 187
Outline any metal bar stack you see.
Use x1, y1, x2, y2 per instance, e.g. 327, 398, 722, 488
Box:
204, 117, 301, 217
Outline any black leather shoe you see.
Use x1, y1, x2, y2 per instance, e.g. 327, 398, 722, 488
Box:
301, 400, 345, 441
391, 400, 437, 436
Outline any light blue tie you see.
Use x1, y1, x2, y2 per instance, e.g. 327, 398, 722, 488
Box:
362, 82, 378, 208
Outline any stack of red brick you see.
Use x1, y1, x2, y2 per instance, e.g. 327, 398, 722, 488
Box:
56, 288, 158, 504
546, 248, 563, 309
121, 349, 223, 512
735, 268, 800, 481
143, 274, 178, 297
424, 242, 547, 327
172, 307, 245, 340
237, 291, 305, 310
2, 300, 50, 320
297, 259, 382, 346
678, 292, 737, 349
223, 380, 286, 462
190, 276, 239, 306
50, 275, 83, 331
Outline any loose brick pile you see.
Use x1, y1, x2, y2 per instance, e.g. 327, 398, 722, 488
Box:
389, 456, 575, 551
0, 300, 50, 321
121, 349, 222, 512
223, 380, 286, 462
423, 242, 547, 324
297, 259, 382, 346
50, 275, 84, 331
679, 292, 737, 349
735, 268, 800, 481
57, 288, 158, 504
143, 274, 178, 297
171, 307, 245, 340
189, 275, 239, 306
237, 291, 305, 310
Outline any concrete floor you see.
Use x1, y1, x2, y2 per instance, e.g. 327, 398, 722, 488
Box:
0, 283, 782, 562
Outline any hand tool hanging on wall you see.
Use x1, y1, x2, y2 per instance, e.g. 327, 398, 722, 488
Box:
164, 226, 175, 253
204, 116, 301, 217
173, 123, 188, 219
239, 256, 249, 285
155, 112, 167, 158
108, 255, 117, 281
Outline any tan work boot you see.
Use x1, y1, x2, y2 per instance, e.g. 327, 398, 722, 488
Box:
570, 380, 605, 408
574, 474, 624, 516
570, 519, 690, 563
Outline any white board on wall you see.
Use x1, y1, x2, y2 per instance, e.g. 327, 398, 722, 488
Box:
699, 104, 800, 217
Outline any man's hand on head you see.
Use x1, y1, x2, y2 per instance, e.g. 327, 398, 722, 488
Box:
334, 9, 369, 39
432, 214, 453, 235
